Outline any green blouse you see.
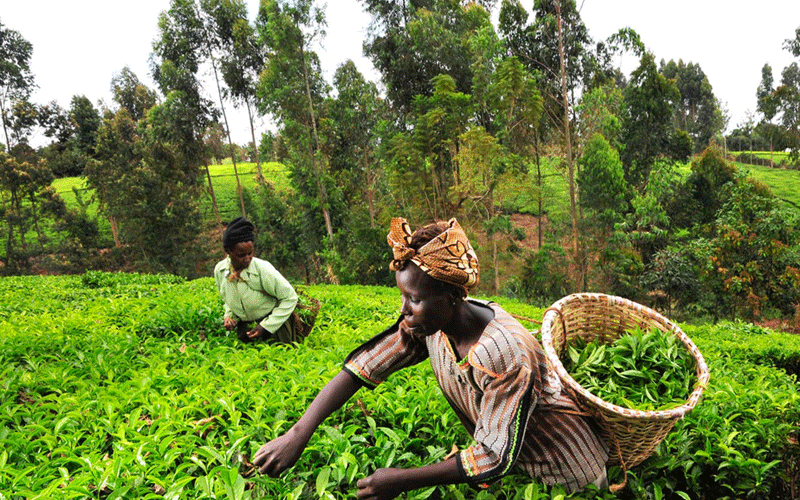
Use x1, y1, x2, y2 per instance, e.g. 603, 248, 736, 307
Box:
214, 256, 298, 334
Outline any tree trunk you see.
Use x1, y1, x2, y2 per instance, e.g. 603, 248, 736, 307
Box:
534, 131, 543, 250
555, 0, 582, 290
299, 43, 334, 240
28, 196, 44, 250
109, 216, 121, 247
492, 232, 500, 294
0, 100, 11, 150
211, 56, 246, 218
364, 152, 376, 228
246, 98, 263, 179
204, 158, 222, 226
5, 214, 14, 273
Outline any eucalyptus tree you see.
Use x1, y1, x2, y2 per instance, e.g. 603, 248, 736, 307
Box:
756, 63, 779, 162
620, 52, 680, 188
196, 0, 253, 201
152, 0, 229, 223
786, 26, 800, 57
361, 0, 496, 119
0, 19, 35, 151
86, 108, 142, 248
386, 73, 474, 221
776, 62, 800, 162
483, 56, 546, 250
203, 0, 266, 177
135, 92, 206, 274
69, 95, 101, 158
110, 66, 158, 122
325, 60, 387, 228
498, 0, 591, 128
255, 0, 337, 248
659, 59, 722, 150
498, 0, 594, 290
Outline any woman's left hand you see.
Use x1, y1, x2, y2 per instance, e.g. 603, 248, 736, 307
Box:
356, 468, 407, 500
247, 324, 268, 339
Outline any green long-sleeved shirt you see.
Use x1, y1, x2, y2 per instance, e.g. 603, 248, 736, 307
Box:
214, 256, 298, 333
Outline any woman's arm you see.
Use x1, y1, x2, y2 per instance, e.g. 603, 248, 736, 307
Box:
356, 457, 463, 500
253, 370, 361, 476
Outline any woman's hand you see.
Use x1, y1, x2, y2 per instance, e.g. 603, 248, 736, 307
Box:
247, 324, 268, 340
356, 468, 407, 500
224, 316, 238, 330
252, 429, 306, 477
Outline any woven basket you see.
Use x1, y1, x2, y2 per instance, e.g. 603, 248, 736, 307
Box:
540, 293, 710, 480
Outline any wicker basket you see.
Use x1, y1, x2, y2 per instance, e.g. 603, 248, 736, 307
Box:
540, 293, 710, 486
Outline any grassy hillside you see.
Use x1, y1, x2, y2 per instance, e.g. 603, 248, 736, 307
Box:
733, 161, 800, 209
50, 161, 292, 226
1, 273, 798, 499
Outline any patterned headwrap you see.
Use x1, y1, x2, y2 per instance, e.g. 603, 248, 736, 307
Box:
387, 217, 479, 292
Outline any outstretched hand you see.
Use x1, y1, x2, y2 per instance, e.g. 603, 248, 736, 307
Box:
252, 430, 306, 477
356, 468, 407, 500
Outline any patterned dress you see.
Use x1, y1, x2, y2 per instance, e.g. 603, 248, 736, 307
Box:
343, 299, 608, 493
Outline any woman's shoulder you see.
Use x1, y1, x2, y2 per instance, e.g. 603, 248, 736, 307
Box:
247, 256, 277, 274
213, 257, 230, 275
466, 301, 535, 377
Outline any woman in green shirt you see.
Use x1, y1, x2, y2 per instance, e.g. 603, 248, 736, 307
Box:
214, 217, 299, 343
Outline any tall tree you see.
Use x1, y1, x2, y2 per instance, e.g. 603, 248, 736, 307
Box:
620, 52, 680, 188
204, 0, 267, 177
498, 0, 593, 289
499, 0, 591, 130
362, 0, 494, 118
110, 66, 158, 122
0, 19, 35, 151
0, 151, 55, 271
86, 108, 142, 248
256, 0, 336, 242
775, 62, 800, 162
325, 60, 387, 228
660, 59, 723, 150
69, 95, 101, 158
784, 26, 800, 58
386, 73, 474, 221
484, 55, 546, 248
756, 63, 779, 163
152, 0, 227, 223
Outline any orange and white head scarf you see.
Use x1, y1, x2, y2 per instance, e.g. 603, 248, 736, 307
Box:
387, 217, 479, 292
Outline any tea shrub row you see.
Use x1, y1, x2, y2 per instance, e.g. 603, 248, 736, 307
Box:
0, 273, 798, 499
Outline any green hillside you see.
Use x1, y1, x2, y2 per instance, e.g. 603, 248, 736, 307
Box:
733, 161, 800, 209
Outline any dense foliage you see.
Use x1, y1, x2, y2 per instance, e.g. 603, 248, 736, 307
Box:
1, 273, 799, 499
564, 327, 696, 411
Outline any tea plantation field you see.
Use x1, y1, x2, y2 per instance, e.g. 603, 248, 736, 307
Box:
1, 273, 799, 499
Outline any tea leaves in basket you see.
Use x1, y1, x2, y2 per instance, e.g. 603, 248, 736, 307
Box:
563, 326, 697, 411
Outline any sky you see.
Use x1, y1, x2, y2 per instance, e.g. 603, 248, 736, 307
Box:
3, 0, 800, 146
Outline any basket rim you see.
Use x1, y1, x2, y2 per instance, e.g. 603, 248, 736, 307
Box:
541, 292, 710, 421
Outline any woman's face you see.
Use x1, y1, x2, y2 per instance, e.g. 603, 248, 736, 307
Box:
227, 241, 254, 271
396, 263, 454, 337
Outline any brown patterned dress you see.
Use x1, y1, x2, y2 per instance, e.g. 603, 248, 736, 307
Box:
343, 299, 608, 493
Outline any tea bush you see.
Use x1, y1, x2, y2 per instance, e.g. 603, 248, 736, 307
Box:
0, 274, 798, 499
